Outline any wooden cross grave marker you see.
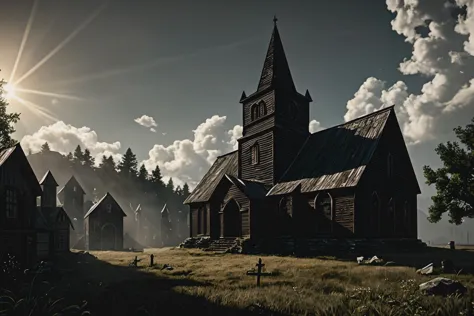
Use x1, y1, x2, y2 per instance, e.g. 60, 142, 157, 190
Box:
246, 258, 273, 287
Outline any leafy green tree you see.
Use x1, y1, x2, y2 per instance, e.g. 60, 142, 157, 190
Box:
138, 164, 148, 182
423, 117, 474, 224
0, 78, 20, 148
118, 148, 138, 178
40, 142, 50, 152
82, 148, 95, 167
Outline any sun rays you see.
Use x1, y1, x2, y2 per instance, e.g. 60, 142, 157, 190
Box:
3, 0, 109, 124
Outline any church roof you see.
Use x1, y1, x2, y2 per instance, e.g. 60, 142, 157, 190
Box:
183, 151, 238, 204
224, 175, 268, 200
242, 18, 296, 103
39, 170, 58, 186
185, 106, 398, 204
267, 107, 393, 196
84, 192, 127, 218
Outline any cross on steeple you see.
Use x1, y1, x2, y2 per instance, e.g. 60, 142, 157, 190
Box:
273, 15, 278, 26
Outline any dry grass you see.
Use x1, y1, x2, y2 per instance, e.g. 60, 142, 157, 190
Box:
55, 247, 474, 315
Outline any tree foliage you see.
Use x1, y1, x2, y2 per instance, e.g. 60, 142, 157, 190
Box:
423, 117, 474, 224
40, 142, 51, 152
0, 78, 20, 148
118, 148, 138, 178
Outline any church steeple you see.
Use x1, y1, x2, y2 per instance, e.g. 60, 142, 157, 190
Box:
257, 17, 296, 93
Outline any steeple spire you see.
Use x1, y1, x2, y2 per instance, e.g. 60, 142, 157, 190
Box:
256, 17, 296, 93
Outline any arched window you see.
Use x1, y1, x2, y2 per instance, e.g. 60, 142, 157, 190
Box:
314, 192, 332, 220
251, 104, 259, 121
251, 143, 260, 165
387, 153, 394, 178
403, 200, 410, 232
258, 101, 267, 117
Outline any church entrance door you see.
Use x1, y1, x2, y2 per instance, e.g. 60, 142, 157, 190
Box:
101, 224, 116, 250
223, 199, 241, 237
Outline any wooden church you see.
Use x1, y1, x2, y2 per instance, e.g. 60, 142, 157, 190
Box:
184, 19, 421, 242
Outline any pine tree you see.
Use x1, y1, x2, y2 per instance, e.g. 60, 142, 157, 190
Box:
73, 145, 83, 164
66, 152, 73, 161
166, 177, 174, 192
182, 183, 190, 198
175, 185, 182, 196
117, 148, 138, 178
0, 78, 20, 148
40, 142, 50, 152
99, 155, 116, 174
138, 164, 148, 182
82, 148, 95, 167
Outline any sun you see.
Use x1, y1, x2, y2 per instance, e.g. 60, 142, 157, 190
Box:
3, 83, 16, 100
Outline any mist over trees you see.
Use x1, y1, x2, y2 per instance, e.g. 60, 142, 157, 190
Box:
28, 142, 190, 245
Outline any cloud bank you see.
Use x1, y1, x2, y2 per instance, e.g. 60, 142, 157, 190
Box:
345, 0, 474, 144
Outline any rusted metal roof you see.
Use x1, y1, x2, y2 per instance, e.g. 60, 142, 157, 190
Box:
267, 107, 393, 196
183, 151, 238, 204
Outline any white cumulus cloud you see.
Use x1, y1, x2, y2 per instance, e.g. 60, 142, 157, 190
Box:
20, 121, 123, 164
309, 119, 324, 133
345, 0, 474, 144
142, 115, 241, 189
134, 115, 158, 132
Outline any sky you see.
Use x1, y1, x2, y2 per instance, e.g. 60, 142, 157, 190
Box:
0, 0, 473, 217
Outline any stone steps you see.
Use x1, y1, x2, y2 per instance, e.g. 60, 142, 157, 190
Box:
206, 238, 240, 253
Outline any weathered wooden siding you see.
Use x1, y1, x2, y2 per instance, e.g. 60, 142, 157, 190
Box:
87, 204, 124, 250
246, 116, 275, 136
355, 112, 419, 238
222, 184, 250, 237
0, 164, 38, 231
242, 91, 275, 129
240, 131, 274, 185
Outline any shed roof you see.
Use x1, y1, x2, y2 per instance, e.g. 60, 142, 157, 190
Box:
39, 170, 58, 186
84, 192, 127, 218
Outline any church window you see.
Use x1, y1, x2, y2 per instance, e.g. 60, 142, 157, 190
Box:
106, 204, 112, 213
251, 101, 267, 121
251, 104, 259, 121
36, 196, 42, 207
387, 153, 394, 178
251, 143, 260, 165
5, 188, 18, 219
314, 192, 332, 219
258, 101, 267, 117
73, 186, 77, 192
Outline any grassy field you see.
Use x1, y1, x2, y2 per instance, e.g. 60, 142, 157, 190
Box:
33, 246, 473, 316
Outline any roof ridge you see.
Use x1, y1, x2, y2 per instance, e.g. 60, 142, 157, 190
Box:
216, 150, 238, 159
308, 106, 395, 139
